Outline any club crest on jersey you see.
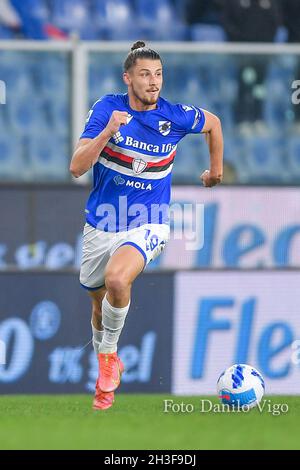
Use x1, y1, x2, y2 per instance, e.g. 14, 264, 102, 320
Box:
159, 121, 171, 136
132, 158, 147, 174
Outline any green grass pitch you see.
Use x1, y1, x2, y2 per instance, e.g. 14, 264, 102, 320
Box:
0, 395, 299, 450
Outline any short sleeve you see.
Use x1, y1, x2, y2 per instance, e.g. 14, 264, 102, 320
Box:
80, 98, 110, 139
179, 104, 206, 134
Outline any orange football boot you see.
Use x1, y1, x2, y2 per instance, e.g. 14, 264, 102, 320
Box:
93, 356, 124, 409
98, 352, 124, 393
93, 383, 115, 410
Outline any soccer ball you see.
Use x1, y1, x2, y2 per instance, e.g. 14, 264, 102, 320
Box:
217, 364, 265, 409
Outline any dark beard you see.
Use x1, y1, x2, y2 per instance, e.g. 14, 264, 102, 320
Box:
141, 96, 158, 105
132, 87, 159, 106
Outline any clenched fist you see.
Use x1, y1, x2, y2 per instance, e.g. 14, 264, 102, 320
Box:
105, 111, 129, 137
200, 170, 222, 187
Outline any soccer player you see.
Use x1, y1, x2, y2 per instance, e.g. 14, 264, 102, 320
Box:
70, 41, 223, 410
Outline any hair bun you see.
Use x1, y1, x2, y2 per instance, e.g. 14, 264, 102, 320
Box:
131, 41, 146, 51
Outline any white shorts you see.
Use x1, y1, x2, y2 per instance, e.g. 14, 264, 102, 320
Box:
80, 223, 170, 290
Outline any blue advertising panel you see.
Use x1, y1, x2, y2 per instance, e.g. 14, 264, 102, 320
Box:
0, 185, 88, 270
0, 272, 173, 394
1, 186, 300, 270
173, 271, 300, 395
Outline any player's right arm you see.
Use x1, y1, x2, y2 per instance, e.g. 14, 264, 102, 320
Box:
70, 110, 128, 178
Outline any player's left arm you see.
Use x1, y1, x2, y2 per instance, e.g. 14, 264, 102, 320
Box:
200, 109, 224, 188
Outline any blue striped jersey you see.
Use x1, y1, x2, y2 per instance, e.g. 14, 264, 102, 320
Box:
80, 93, 205, 232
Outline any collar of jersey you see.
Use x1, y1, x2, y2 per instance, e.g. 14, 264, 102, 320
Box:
124, 93, 161, 114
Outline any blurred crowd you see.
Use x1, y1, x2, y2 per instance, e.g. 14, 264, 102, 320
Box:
1, 1, 300, 184
0, 0, 299, 42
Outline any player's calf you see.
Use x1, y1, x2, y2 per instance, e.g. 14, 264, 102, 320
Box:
89, 288, 106, 355
98, 294, 130, 354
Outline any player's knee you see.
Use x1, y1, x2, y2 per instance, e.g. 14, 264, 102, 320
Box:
105, 270, 131, 297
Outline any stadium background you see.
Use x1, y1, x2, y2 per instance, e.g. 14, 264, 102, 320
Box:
0, 0, 300, 404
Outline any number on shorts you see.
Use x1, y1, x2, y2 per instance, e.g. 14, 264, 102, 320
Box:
144, 229, 158, 252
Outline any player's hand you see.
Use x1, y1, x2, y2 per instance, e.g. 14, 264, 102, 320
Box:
105, 111, 129, 137
200, 170, 222, 187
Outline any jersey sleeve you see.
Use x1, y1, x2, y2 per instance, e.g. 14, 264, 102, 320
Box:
178, 104, 206, 135
80, 98, 110, 139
